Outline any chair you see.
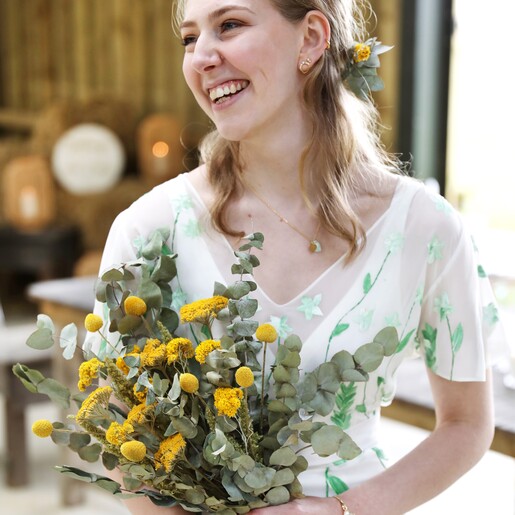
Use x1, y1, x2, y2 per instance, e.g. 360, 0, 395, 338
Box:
0, 303, 53, 486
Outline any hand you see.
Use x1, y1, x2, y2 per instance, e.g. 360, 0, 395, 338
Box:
250, 496, 340, 515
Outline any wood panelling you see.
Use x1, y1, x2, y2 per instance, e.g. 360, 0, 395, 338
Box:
0, 0, 204, 126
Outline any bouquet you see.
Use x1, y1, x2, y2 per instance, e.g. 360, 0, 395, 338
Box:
13, 229, 399, 513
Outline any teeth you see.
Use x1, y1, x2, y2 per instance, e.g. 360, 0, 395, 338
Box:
209, 81, 248, 102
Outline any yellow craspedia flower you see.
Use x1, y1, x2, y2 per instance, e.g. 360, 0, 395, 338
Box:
84, 313, 103, 332
106, 421, 134, 445
235, 366, 254, 388
140, 338, 167, 367
194, 339, 221, 364
32, 419, 53, 438
255, 323, 278, 343
179, 373, 199, 393
353, 43, 371, 63
214, 387, 243, 418
120, 440, 147, 462
180, 296, 228, 324
166, 338, 194, 363
124, 296, 147, 316
154, 433, 186, 472
78, 358, 103, 392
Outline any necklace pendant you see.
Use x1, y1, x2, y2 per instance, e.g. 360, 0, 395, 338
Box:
309, 240, 322, 253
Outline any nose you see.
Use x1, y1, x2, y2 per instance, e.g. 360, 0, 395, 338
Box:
191, 33, 223, 73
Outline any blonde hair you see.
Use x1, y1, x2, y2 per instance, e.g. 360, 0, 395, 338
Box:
174, 0, 400, 260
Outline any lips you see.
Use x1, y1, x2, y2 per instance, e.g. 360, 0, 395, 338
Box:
208, 80, 249, 103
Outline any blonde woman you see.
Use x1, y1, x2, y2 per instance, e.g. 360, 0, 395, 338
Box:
97, 1, 502, 513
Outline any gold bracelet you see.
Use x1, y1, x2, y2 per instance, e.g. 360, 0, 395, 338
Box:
334, 496, 356, 515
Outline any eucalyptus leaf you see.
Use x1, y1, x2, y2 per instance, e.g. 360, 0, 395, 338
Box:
226, 281, 251, 300
270, 468, 295, 487
373, 326, 399, 356
354, 342, 384, 372
264, 486, 290, 506
340, 368, 368, 382
78, 443, 102, 463
173, 417, 198, 439
69, 432, 91, 451
311, 425, 343, 456
337, 432, 362, 460
60, 323, 78, 360
101, 268, 125, 282
138, 279, 162, 308
35, 377, 71, 408
331, 349, 355, 373
117, 315, 142, 334
26, 327, 54, 350
36, 314, 55, 333
236, 298, 259, 319
269, 447, 297, 467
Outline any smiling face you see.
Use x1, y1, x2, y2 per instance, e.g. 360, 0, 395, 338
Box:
180, 0, 307, 142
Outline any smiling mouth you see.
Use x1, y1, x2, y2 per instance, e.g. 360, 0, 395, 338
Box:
209, 80, 249, 104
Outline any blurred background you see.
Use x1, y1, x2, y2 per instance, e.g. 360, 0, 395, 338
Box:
0, 0, 513, 514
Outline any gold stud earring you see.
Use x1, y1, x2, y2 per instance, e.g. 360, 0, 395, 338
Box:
325, 39, 331, 50
299, 57, 312, 74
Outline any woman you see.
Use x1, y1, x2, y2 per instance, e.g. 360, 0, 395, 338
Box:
97, 0, 501, 513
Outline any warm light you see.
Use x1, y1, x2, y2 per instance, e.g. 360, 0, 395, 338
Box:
19, 185, 39, 220
152, 141, 169, 158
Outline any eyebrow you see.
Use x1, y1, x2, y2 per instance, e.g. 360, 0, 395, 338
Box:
180, 5, 255, 30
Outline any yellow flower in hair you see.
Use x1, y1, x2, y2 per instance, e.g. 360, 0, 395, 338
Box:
235, 366, 254, 388
214, 387, 243, 418
194, 339, 221, 364
106, 421, 134, 445
124, 296, 147, 316
120, 440, 147, 462
78, 358, 103, 391
353, 43, 371, 63
255, 323, 278, 343
166, 338, 194, 363
154, 434, 186, 472
32, 419, 53, 438
180, 296, 229, 324
84, 313, 103, 332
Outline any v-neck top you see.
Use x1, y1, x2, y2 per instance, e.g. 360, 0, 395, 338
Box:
89, 172, 505, 496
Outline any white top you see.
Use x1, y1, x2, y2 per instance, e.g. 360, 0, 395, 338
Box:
90, 172, 505, 497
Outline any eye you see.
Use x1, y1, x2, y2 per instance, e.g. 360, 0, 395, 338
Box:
220, 20, 243, 33
180, 35, 197, 47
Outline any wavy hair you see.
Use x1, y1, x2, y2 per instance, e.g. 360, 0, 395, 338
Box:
174, 0, 401, 260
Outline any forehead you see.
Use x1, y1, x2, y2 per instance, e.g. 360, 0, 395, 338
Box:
180, 0, 266, 23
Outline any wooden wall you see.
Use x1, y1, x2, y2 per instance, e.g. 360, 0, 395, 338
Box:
0, 0, 204, 127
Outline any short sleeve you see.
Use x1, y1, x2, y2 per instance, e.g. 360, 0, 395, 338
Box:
416, 199, 507, 382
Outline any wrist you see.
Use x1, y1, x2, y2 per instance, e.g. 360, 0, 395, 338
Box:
334, 496, 356, 515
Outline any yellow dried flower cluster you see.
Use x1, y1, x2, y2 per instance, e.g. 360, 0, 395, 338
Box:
235, 366, 254, 388
255, 323, 278, 343
166, 338, 194, 363
105, 421, 134, 445
353, 43, 371, 63
115, 345, 141, 375
127, 403, 150, 425
78, 358, 104, 392
76, 386, 112, 423
84, 313, 103, 332
154, 433, 186, 472
214, 387, 243, 418
180, 373, 199, 393
133, 383, 148, 404
180, 296, 229, 323
194, 339, 221, 364
32, 419, 53, 438
124, 296, 147, 316
140, 339, 167, 367
120, 440, 147, 462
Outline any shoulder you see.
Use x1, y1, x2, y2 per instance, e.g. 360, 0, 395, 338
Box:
401, 176, 466, 245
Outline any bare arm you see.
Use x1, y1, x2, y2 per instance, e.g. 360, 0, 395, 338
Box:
251, 368, 494, 515
338, 368, 494, 514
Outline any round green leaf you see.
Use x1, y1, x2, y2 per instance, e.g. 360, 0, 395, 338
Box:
264, 486, 290, 506
373, 327, 399, 356
311, 425, 343, 456
354, 342, 384, 372
269, 447, 297, 467
26, 327, 54, 350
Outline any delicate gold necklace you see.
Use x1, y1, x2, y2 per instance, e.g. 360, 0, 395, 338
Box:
245, 182, 322, 253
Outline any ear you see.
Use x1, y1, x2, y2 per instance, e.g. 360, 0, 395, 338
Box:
299, 10, 331, 64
